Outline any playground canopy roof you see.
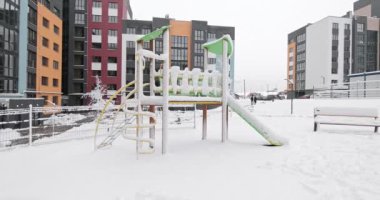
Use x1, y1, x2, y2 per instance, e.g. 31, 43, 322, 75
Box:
138, 26, 170, 42
202, 35, 234, 57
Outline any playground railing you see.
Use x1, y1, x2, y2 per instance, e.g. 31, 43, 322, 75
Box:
0, 104, 198, 150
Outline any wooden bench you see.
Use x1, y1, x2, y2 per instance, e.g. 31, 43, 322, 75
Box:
314, 107, 379, 133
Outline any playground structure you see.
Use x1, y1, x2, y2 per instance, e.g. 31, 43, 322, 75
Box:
94, 26, 287, 155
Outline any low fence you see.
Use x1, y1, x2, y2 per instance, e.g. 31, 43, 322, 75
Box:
0, 104, 196, 150
313, 80, 380, 99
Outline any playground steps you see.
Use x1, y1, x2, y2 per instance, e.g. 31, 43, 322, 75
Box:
97, 117, 135, 149
97, 130, 123, 149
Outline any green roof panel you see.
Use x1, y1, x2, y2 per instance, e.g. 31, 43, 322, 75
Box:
202, 35, 234, 57
138, 25, 170, 42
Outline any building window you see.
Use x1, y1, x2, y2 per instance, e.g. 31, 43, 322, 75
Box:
108, 71, 117, 76
54, 25, 59, 35
53, 43, 59, 52
75, 55, 84, 65
194, 43, 204, 54
53, 7, 60, 16
357, 23, 364, 32
27, 73, 36, 89
172, 36, 188, 48
28, 7, 37, 25
53, 79, 59, 87
142, 28, 151, 35
108, 16, 118, 23
108, 57, 117, 64
345, 24, 350, 30
92, 29, 102, 36
332, 23, 339, 29
43, 17, 49, 28
171, 36, 188, 69
108, 43, 117, 49
42, 37, 49, 47
194, 56, 204, 67
74, 69, 84, 79
127, 41, 135, 48
28, 29, 37, 45
143, 42, 150, 49
75, 14, 85, 24
332, 34, 339, 41
53, 60, 59, 69
28, 51, 36, 68
208, 33, 216, 40
126, 28, 136, 34
42, 96, 49, 104
93, 56, 101, 62
75, 27, 85, 37
42, 57, 49, 66
108, 84, 117, 90
92, 43, 102, 49
108, 29, 117, 36
93, 70, 101, 77
296, 33, 306, 43
93, 15, 102, 22
52, 96, 58, 105
41, 76, 49, 86
109, 2, 118, 9
74, 83, 84, 93
195, 30, 204, 41
75, 41, 84, 51
155, 41, 163, 53
93, 1, 102, 8
75, 0, 85, 10
208, 58, 216, 64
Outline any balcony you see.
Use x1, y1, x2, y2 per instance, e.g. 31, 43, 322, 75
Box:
108, 8, 118, 16
107, 63, 117, 71
92, 62, 101, 70
92, 7, 102, 15
108, 36, 117, 44
92, 35, 102, 43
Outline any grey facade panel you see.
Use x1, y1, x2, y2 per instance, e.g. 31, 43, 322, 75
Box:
62, 0, 87, 105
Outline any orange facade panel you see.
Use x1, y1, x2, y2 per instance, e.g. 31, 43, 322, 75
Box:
169, 20, 192, 69
287, 42, 296, 91
36, 3, 63, 106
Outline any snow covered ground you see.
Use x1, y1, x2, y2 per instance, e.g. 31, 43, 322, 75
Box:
0, 99, 380, 200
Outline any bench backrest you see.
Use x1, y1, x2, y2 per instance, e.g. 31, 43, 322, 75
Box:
314, 107, 379, 118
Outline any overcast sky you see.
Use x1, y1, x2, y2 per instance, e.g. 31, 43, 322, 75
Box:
131, 0, 354, 92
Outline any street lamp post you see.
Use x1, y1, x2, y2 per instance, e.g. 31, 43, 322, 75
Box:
285, 79, 294, 115
321, 76, 326, 88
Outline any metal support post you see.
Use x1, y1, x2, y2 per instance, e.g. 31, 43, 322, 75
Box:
29, 104, 33, 146
202, 105, 207, 140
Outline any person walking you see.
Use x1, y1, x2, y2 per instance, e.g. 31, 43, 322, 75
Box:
254, 96, 257, 105
250, 95, 254, 106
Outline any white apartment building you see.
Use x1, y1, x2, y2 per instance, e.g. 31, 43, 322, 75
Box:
305, 16, 352, 90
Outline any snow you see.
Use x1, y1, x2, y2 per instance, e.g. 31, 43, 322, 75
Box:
0, 129, 22, 147
1, 99, 380, 200
44, 113, 87, 126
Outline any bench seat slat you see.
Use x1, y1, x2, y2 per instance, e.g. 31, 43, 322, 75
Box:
315, 107, 378, 118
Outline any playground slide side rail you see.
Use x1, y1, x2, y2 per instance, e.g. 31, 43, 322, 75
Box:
227, 95, 288, 146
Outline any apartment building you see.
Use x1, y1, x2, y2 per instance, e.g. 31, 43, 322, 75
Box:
0, 0, 62, 104
352, 0, 380, 74
287, 0, 380, 97
34, 1, 63, 105
306, 17, 352, 90
62, 0, 133, 106
287, 25, 308, 96
0, 0, 20, 97
121, 17, 235, 94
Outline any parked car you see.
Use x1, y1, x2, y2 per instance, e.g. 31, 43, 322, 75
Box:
299, 94, 313, 99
